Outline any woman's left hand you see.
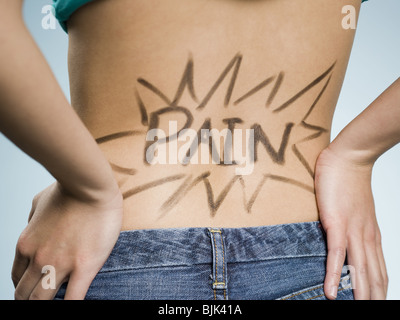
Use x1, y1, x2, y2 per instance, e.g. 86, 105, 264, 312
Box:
315, 147, 388, 300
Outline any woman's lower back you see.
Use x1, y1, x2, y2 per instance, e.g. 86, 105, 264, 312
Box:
66, 0, 361, 230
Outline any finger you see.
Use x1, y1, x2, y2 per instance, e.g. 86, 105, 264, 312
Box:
375, 230, 388, 297
376, 243, 388, 296
323, 225, 347, 300
347, 235, 370, 300
12, 231, 32, 288
28, 269, 68, 300
364, 223, 385, 299
11, 250, 29, 288
64, 270, 96, 300
365, 241, 385, 300
29, 283, 64, 300
14, 265, 42, 300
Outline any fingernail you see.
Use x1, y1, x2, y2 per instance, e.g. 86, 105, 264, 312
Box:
330, 286, 337, 299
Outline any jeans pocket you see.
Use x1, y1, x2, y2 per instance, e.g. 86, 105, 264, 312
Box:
276, 274, 354, 300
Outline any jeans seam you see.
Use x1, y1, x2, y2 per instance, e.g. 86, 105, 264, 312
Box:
282, 276, 351, 300
306, 287, 347, 300
220, 231, 226, 300
97, 263, 210, 274
281, 284, 324, 300
210, 228, 227, 300
212, 230, 218, 300
227, 254, 326, 265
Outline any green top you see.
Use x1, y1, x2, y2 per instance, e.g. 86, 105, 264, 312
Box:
52, 0, 94, 32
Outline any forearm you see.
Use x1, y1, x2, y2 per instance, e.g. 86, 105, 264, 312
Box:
0, 1, 119, 202
329, 77, 400, 166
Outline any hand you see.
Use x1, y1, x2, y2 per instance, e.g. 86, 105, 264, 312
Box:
315, 147, 388, 300
12, 182, 123, 300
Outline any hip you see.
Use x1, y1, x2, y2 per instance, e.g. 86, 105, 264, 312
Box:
55, 221, 353, 300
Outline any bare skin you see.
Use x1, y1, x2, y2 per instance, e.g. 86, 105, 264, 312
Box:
1, 0, 395, 300
67, 0, 357, 229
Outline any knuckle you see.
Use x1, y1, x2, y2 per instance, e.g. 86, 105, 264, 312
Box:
77, 254, 92, 266
73, 254, 94, 270
32, 249, 49, 269
364, 230, 376, 246
329, 247, 346, 260
364, 224, 382, 246
375, 233, 383, 248
383, 273, 389, 287
370, 277, 385, 291
16, 233, 31, 257
357, 264, 368, 276
329, 267, 343, 277
375, 282, 385, 292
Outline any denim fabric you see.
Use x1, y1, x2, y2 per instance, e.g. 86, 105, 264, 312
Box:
54, 221, 354, 300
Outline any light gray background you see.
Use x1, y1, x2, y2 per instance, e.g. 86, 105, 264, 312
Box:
0, 0, 399, 299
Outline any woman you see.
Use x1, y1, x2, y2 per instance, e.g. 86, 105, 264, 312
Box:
1, 0, 394, 300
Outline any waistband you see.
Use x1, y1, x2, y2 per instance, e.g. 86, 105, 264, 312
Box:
99, 221, 327, 273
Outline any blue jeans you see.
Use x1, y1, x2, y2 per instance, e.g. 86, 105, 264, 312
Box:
55, 221, 354, 300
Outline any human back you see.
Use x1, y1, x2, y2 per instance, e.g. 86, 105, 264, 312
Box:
66, 0, 361, 230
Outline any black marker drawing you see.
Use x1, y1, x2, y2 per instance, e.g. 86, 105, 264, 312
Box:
95, 53, 335, 217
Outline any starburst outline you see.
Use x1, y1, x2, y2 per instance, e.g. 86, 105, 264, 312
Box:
95, 52, 336, 216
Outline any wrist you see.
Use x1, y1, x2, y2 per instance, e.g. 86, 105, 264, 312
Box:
317, 142, 375, 175
325, 136, 377, 170
56, 178, 123, 210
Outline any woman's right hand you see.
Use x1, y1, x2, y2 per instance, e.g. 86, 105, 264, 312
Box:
12, 182, 123, 300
